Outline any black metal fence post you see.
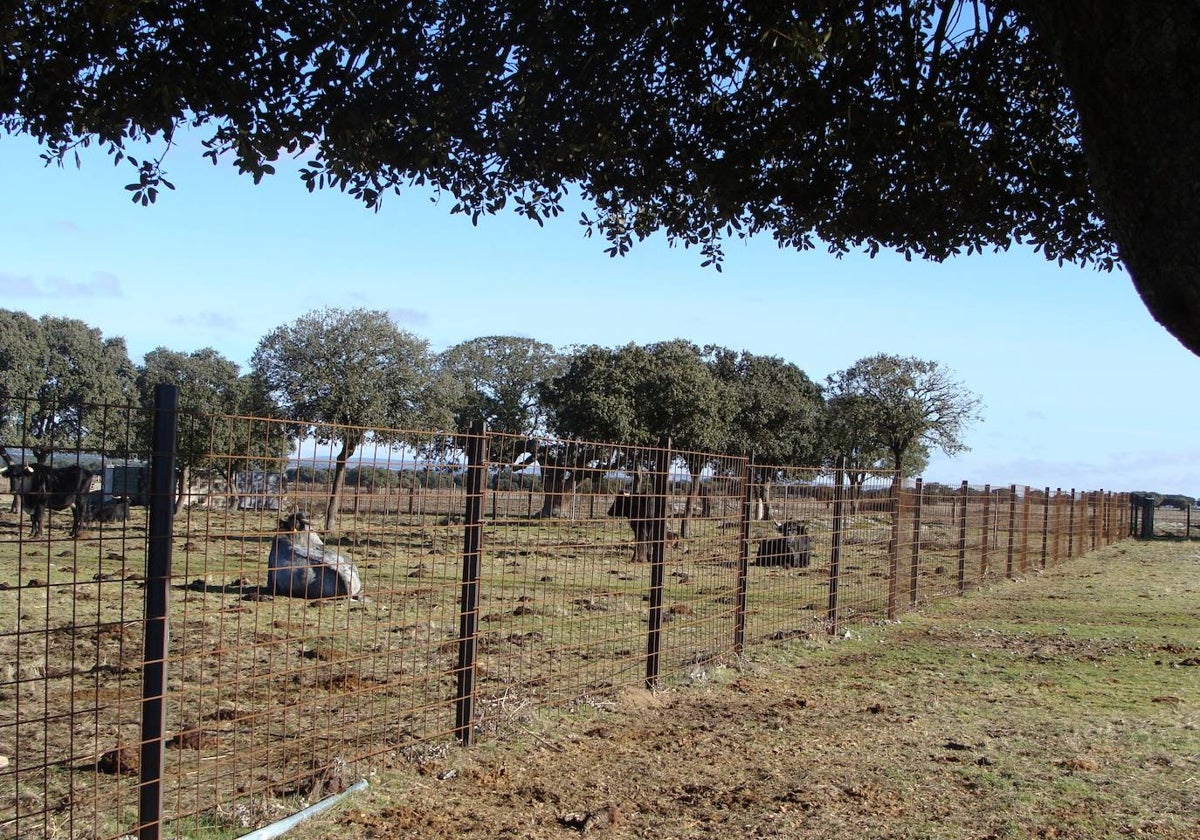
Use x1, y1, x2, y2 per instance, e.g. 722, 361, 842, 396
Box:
827, 456, 845, 634
455, 420, 487, 746
733, 455, 752, 654
139, 384, 178, 840
644, 441, 671, 690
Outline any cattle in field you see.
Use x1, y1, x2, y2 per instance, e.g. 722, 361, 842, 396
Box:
1, 456, 93, 538
87, 498, 129, 524
753, 520, 811, 568
267, 512, 363, 599
606, 492, 682, 561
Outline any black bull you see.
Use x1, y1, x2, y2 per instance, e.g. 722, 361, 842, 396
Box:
2, 463, 93, 538
606, 492, 658, 562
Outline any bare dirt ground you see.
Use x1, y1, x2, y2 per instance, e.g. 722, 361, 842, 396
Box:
292, 539, 1199, 840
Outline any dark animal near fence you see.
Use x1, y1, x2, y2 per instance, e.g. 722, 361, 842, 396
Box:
606, 492, 684, 561
87, 498, 129, 524
1, 458, 93, 538
267, 512, 363, 599
753, 520, 811, 568
607, 492, 655, 562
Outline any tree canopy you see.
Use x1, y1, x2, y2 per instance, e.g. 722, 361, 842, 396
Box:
438, 335, 561, 439
5, 3, 1196, 353
250, 307, 448, 528
137, 346, 287, 510
0, 311, 135, 461
824, 354, 981, 487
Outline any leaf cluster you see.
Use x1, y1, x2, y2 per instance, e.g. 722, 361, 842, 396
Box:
1, 2, 1117, 271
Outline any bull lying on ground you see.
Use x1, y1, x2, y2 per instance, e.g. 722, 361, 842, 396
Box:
1, 456, 92, 538
753, 520, 811, 568
267, 512, 363, 599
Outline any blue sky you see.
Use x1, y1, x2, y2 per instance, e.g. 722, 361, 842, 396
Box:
2, 132, 1198, 496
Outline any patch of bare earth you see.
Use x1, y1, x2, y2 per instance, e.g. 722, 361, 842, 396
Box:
303, 541, 1199, 839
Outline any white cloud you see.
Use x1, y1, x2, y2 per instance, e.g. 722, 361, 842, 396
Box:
0, 271, 121, 297
389, 307, 430, 327
167, 311, 239, 331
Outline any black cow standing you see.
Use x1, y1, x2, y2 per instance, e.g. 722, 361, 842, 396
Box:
1, 458, 93, 538
607, 491, 656, 562
753, 520, 811, 568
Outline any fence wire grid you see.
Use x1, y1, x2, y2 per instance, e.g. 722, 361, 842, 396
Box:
0, 395, 1131, 839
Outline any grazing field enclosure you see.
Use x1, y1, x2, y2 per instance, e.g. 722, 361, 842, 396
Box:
0, 394, 1130, 839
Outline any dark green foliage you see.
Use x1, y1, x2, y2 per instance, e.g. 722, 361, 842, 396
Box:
9, 4, 1200, 355
705, 347, 824, 466
250, 307, 451, 528
439, 336, 562, 438
825, 354, 981, 484
0, 311, 136, 460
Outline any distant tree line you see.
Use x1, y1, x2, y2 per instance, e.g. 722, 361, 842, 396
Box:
0, 306, 985, 529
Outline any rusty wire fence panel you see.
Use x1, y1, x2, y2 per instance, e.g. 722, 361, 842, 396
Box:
155, 415, 470, 835
1, 394, 1138, 840
742, 466, 834, 640
468, 435, 748, 714
0, 400, 148, 840
741, 466, 899, 638
650, 447, 746, 686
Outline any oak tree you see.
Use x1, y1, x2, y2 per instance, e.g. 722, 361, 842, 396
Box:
824, 354, 981, 493
250, 307, 448, 529
3, 3, 1193, 354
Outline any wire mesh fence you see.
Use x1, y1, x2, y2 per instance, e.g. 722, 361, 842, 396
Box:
0, 393, 1133, 839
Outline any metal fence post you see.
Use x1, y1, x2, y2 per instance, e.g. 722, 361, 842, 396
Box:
644, 440, 671, 690
886, 472, 902, 619
908, 477, 923, 606
1006, 485, 1017, 579
1021, 485, 1032, 573
733, 455, 753, 654
1068, 488, 1077, 555
1040, 487, 1051, 568
980, 484, 991, 581
827, 456, 845, 634
956, 481, 969, 594
139, 384, 178, 840
454, 420, 487, 746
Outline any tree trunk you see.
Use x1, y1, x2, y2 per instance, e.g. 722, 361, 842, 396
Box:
1017, 1, 1200, 356
325, 437, 357, 531
173, 464, 190, 514
223, 463, 239, 511
536, 465, 577, 518
680, 474, 703, 538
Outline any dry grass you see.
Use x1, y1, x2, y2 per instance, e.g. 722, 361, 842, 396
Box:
290, 539, 1199, 840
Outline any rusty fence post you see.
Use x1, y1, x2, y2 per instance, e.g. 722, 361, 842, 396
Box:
644, 440, 671, 690
733, 455, 753, 655
139, 384, 178, 840
1021, 485, 1031, 573
909, 478, 923, 606
980, 484, 991, 581
1006, 485, 1017, 579
1040, 487, 1050, 568
956, 481, 969, 594
1070, 489, 1080, 554
827, 456, 845, 634
887, 472, 902, 619
1053, 488, 1064, 563
454, 420, 487, 746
